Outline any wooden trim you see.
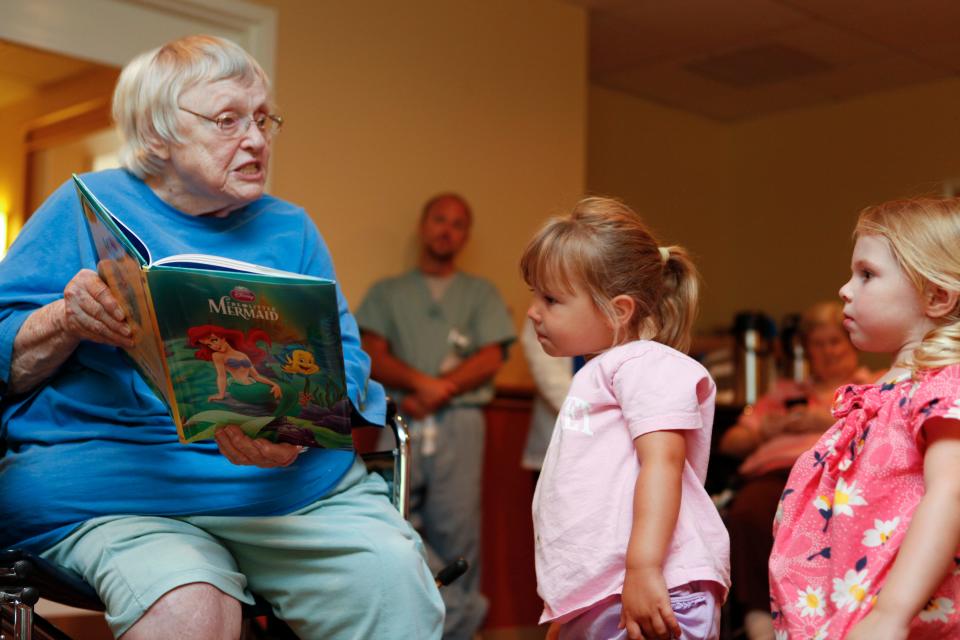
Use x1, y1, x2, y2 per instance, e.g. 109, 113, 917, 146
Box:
24, 98, 113, 153
490, 385, 535, 411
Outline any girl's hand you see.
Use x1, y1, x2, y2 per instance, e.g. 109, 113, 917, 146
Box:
619, 566, 681, 640
269, 383, 282, 400
845, 609, 910, 640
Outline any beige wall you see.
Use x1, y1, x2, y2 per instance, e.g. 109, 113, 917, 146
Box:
253, 0, 587, 385
589, 79, 960, 337
588, 86, 736, 331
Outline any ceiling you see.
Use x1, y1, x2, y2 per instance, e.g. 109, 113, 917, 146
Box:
0, 39, 106, 110
4, 5, 958, 122
570, 0, 960, 121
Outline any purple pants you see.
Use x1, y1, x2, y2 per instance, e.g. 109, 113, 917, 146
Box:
558, 581, 723, 640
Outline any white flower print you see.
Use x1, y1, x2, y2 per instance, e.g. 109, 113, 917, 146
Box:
812, 619, 830, 640
796, 585, 826, 617
774, 630, 788, 640
862, 517, 900, 547
823, 430, 840, 457
946, 397, 960, 421
830, 568, 872, 613
919, 597, 956, 623
832, 478, 867, 517
814, 494, 831, 512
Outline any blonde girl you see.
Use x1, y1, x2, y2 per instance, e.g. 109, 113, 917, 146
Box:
769, 197, 960, 639
522, 197, 730, 640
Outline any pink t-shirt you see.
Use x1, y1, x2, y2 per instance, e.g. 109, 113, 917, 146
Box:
533, 340, 731, 623
769, 365, 960, 639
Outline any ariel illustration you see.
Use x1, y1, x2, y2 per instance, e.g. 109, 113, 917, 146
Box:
187, 325, 282, 402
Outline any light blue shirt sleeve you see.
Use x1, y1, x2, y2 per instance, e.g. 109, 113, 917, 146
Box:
299, 225, 385, 425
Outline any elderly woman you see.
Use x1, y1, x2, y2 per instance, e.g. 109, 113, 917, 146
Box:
719, 301, 872, 640
0, 35, 443, 639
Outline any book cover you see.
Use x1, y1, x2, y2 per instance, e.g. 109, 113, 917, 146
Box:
74, 174, 353, 449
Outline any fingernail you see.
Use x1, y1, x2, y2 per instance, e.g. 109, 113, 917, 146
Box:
113, 308, 124, 320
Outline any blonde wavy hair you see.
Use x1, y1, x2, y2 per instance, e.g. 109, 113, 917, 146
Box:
112, 35, 270, 178
855, 197, 960, 372
520, 196, 700, 352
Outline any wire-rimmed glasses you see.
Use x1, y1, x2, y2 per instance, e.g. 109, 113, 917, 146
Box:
179, 107, 283, 139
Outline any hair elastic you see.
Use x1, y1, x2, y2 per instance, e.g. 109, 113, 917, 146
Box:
658, 246, 670, 264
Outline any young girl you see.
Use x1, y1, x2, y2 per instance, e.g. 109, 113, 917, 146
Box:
521, 197, 730, 640
769, 197, 960, 639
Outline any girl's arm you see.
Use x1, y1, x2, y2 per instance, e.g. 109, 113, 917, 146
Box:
846, 416, 960, 640
620, 430, 685, 640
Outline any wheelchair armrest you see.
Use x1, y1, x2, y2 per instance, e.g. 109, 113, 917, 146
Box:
0, 548, 104, 611
359, 400, 410, 519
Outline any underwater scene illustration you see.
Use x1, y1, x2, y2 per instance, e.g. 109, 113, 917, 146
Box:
149, 270, 352, 449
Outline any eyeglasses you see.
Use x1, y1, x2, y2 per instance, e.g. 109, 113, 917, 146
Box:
179, 107, 283, 138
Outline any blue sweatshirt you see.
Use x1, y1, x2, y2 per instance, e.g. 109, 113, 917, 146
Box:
0, 169, 385, 551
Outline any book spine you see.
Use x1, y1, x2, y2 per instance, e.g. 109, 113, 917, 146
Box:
141, 270, 186, 442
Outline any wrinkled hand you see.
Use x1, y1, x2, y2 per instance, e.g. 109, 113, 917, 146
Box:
778, 407, 834, 435
61, 269, 133, 348
620, 567, 681, 640
215, 425, 301, 468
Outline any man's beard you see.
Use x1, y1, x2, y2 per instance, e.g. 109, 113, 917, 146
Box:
425, 245, 457, 263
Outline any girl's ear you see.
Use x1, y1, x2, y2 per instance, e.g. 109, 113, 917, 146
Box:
925, 284, 960, 319
610, 294, 635, 330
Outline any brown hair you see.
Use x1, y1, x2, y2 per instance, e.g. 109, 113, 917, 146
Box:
520, 196, 700, 351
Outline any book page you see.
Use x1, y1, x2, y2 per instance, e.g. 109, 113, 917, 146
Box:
152, 254, 325, 280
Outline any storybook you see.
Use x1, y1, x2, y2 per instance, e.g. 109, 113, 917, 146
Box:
74, 174, 353, 449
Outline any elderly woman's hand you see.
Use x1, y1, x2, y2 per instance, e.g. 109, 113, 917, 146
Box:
215, 425, 302, 468
61, 269, 134, 348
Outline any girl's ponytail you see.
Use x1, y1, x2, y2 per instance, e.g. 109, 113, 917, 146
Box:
654, 245, 700, 353
521, 196, 702, 352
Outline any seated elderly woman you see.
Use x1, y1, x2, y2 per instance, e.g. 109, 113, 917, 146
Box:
0, 35, 443, 639
718, 301, 872, 640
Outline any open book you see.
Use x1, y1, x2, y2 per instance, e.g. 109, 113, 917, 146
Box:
74, 174, 352, 449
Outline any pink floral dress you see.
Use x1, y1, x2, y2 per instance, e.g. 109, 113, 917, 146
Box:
769, 365, 960, 640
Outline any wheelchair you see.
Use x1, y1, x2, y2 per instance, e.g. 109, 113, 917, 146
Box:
0, 402, 466, 640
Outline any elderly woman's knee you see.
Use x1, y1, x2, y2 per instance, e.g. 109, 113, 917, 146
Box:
122, 583, 242, 640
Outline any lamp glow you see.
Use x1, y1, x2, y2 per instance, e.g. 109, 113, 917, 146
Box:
0, 208, 7, 261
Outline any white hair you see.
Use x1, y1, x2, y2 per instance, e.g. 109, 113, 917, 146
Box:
112, 34, 270, 178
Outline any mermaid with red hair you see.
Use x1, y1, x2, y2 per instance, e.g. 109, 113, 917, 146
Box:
187, 325, 282, 402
